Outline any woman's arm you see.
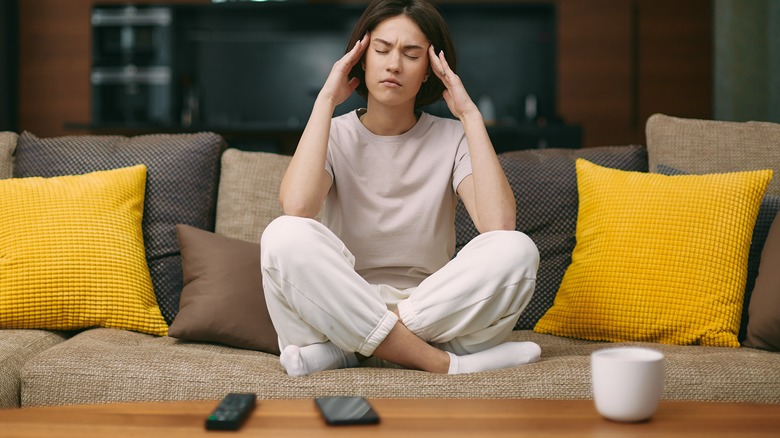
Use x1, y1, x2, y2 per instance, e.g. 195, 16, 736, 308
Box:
428, 46, 516, 232
279, 35, 370, 218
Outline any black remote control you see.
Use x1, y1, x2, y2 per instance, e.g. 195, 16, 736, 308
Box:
205, 393, 257, 431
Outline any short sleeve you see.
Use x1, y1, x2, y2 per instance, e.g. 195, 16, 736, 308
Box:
452, 132, 472, 192
324, 127, 335, 181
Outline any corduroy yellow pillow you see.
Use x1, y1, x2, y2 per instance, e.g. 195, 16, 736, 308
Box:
534, 159, 772, 347
0, 165, 168, 336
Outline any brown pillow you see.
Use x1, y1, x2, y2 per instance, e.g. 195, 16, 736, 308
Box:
168, 224, 279, 354
744, 212, 780, 351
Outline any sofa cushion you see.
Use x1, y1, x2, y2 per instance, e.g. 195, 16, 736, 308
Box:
455, 145, 648, 330
19, 328, 780, 406
534, 160, 772, 347
168, 224, 279, 354
744, 212, 780, 351
13, 132, 227, 325
0, 165, 168, 336
646, 113, 780, 196
0, 132, 16, 179
215, 149, 292, 243
0, 330, 69, 408
658, 164, 780, 343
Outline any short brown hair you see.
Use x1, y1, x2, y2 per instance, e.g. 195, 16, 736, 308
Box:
345, 0, 456, 108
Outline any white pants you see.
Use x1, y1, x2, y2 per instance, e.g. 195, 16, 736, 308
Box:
260, 216, 539, 356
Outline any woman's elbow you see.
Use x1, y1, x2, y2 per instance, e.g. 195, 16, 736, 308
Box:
476, 213, 517, 233
279, 196, 321, 219
478, 222, 516, 233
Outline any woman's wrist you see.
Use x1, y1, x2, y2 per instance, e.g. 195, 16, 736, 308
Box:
458, 104, 484, 124
315, 92, 340, 112
459, 105, 485, 128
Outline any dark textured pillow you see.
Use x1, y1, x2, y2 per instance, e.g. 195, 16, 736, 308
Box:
168, 225, 279, 353
14, 132, 226, 324
744, 212, 780, 351
455, 145, 648, 330
657, 164, 780, 342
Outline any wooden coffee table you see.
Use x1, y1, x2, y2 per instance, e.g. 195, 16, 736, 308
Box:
1, 398, 778, 437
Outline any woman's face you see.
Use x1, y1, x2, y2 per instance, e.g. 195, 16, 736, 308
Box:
363, 15, 430, 109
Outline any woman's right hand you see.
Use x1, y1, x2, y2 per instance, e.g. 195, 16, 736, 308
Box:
319, 33, 370, 106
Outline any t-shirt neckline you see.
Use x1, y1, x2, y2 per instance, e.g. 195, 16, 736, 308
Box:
351, 109, 429, 143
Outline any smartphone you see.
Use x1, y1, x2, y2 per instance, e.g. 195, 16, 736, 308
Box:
314, 396, 380, 425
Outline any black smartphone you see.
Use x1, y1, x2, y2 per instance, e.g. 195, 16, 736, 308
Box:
314, 396, 380, 425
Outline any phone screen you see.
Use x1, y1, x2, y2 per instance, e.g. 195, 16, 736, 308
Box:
315, 396, 380, 425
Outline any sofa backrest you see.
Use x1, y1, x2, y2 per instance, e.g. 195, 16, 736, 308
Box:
647, 113, 780, 196
0, 131, 16, 179
215, 148, 293, 243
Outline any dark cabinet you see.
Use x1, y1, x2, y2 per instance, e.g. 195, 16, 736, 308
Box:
90, 6, 174, 126
88, 2, 581, 152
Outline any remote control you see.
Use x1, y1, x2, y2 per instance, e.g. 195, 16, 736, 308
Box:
205, 393, 257, 431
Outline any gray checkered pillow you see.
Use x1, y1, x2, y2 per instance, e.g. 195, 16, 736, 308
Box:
14, 131, 227, 325
455, 145, 648, 330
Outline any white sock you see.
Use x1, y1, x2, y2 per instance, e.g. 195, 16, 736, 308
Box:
447, 342, 542, 375
279, 342, 359, 377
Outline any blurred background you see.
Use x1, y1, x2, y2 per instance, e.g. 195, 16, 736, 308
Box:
1, 0, 778, 152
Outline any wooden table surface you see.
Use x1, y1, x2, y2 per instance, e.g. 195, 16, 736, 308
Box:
1, 398, 778, 437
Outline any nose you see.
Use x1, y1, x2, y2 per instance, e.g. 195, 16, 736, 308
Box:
386, 50, 401, 73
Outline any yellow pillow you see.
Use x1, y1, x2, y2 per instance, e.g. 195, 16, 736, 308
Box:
0, 165, 168, 336
533, 159, 772, 347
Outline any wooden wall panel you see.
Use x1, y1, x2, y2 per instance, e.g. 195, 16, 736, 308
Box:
19, 0, 92, 136
637, 0, 712, 127
556, 0, 635, 147
18, 0, 208, 137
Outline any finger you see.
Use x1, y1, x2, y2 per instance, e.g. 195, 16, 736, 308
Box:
344, 33, 370, 67
429, 46, 445, 79
347, 76, 360, 92
356, 33, 370, 55
428, 46, 440, 72
434, 51, 453, 87
438, 50, 451, 76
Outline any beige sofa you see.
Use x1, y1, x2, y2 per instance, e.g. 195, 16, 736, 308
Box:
1, 115, 779, 409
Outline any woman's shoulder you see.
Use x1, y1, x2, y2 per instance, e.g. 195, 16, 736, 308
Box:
331, 110, 359, 129
420, 112, 465, 136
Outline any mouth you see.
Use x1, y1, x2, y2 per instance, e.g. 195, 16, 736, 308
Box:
380, 78, 402, 87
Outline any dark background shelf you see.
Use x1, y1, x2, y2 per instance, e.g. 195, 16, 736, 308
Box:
86, 1, 580, 153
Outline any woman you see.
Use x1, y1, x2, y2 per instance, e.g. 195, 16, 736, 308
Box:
261, 0, 540, 376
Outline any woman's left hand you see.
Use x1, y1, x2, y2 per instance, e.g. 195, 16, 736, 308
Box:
428, 46, 479, 120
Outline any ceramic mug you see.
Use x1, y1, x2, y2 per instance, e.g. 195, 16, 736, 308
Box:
591, 347, 665, 422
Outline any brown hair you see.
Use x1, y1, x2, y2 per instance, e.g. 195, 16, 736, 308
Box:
345, 0, 456, 108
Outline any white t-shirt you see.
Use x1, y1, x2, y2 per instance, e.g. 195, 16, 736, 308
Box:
323, 110, 473, 289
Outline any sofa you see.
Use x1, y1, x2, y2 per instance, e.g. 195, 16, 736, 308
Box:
1, 114, 779, 409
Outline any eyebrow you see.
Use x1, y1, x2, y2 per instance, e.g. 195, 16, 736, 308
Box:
373, 38, 426, 51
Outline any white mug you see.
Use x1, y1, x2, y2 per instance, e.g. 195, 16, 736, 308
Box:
591, 347, 665, 422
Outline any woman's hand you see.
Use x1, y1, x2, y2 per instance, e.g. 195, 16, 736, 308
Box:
428, 46, 479, 121
320, 33, 370, 106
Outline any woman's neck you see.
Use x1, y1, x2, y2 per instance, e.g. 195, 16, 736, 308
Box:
360, 100, 418, 136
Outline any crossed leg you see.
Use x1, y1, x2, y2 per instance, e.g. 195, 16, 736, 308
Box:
261, 216, 541, 376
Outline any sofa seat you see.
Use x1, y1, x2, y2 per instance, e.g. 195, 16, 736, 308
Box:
19, 328, 780, 407
0, 330, 70, 408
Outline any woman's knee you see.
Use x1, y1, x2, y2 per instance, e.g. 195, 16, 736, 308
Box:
474, 230, 540, 278
261, 215, 322, 262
